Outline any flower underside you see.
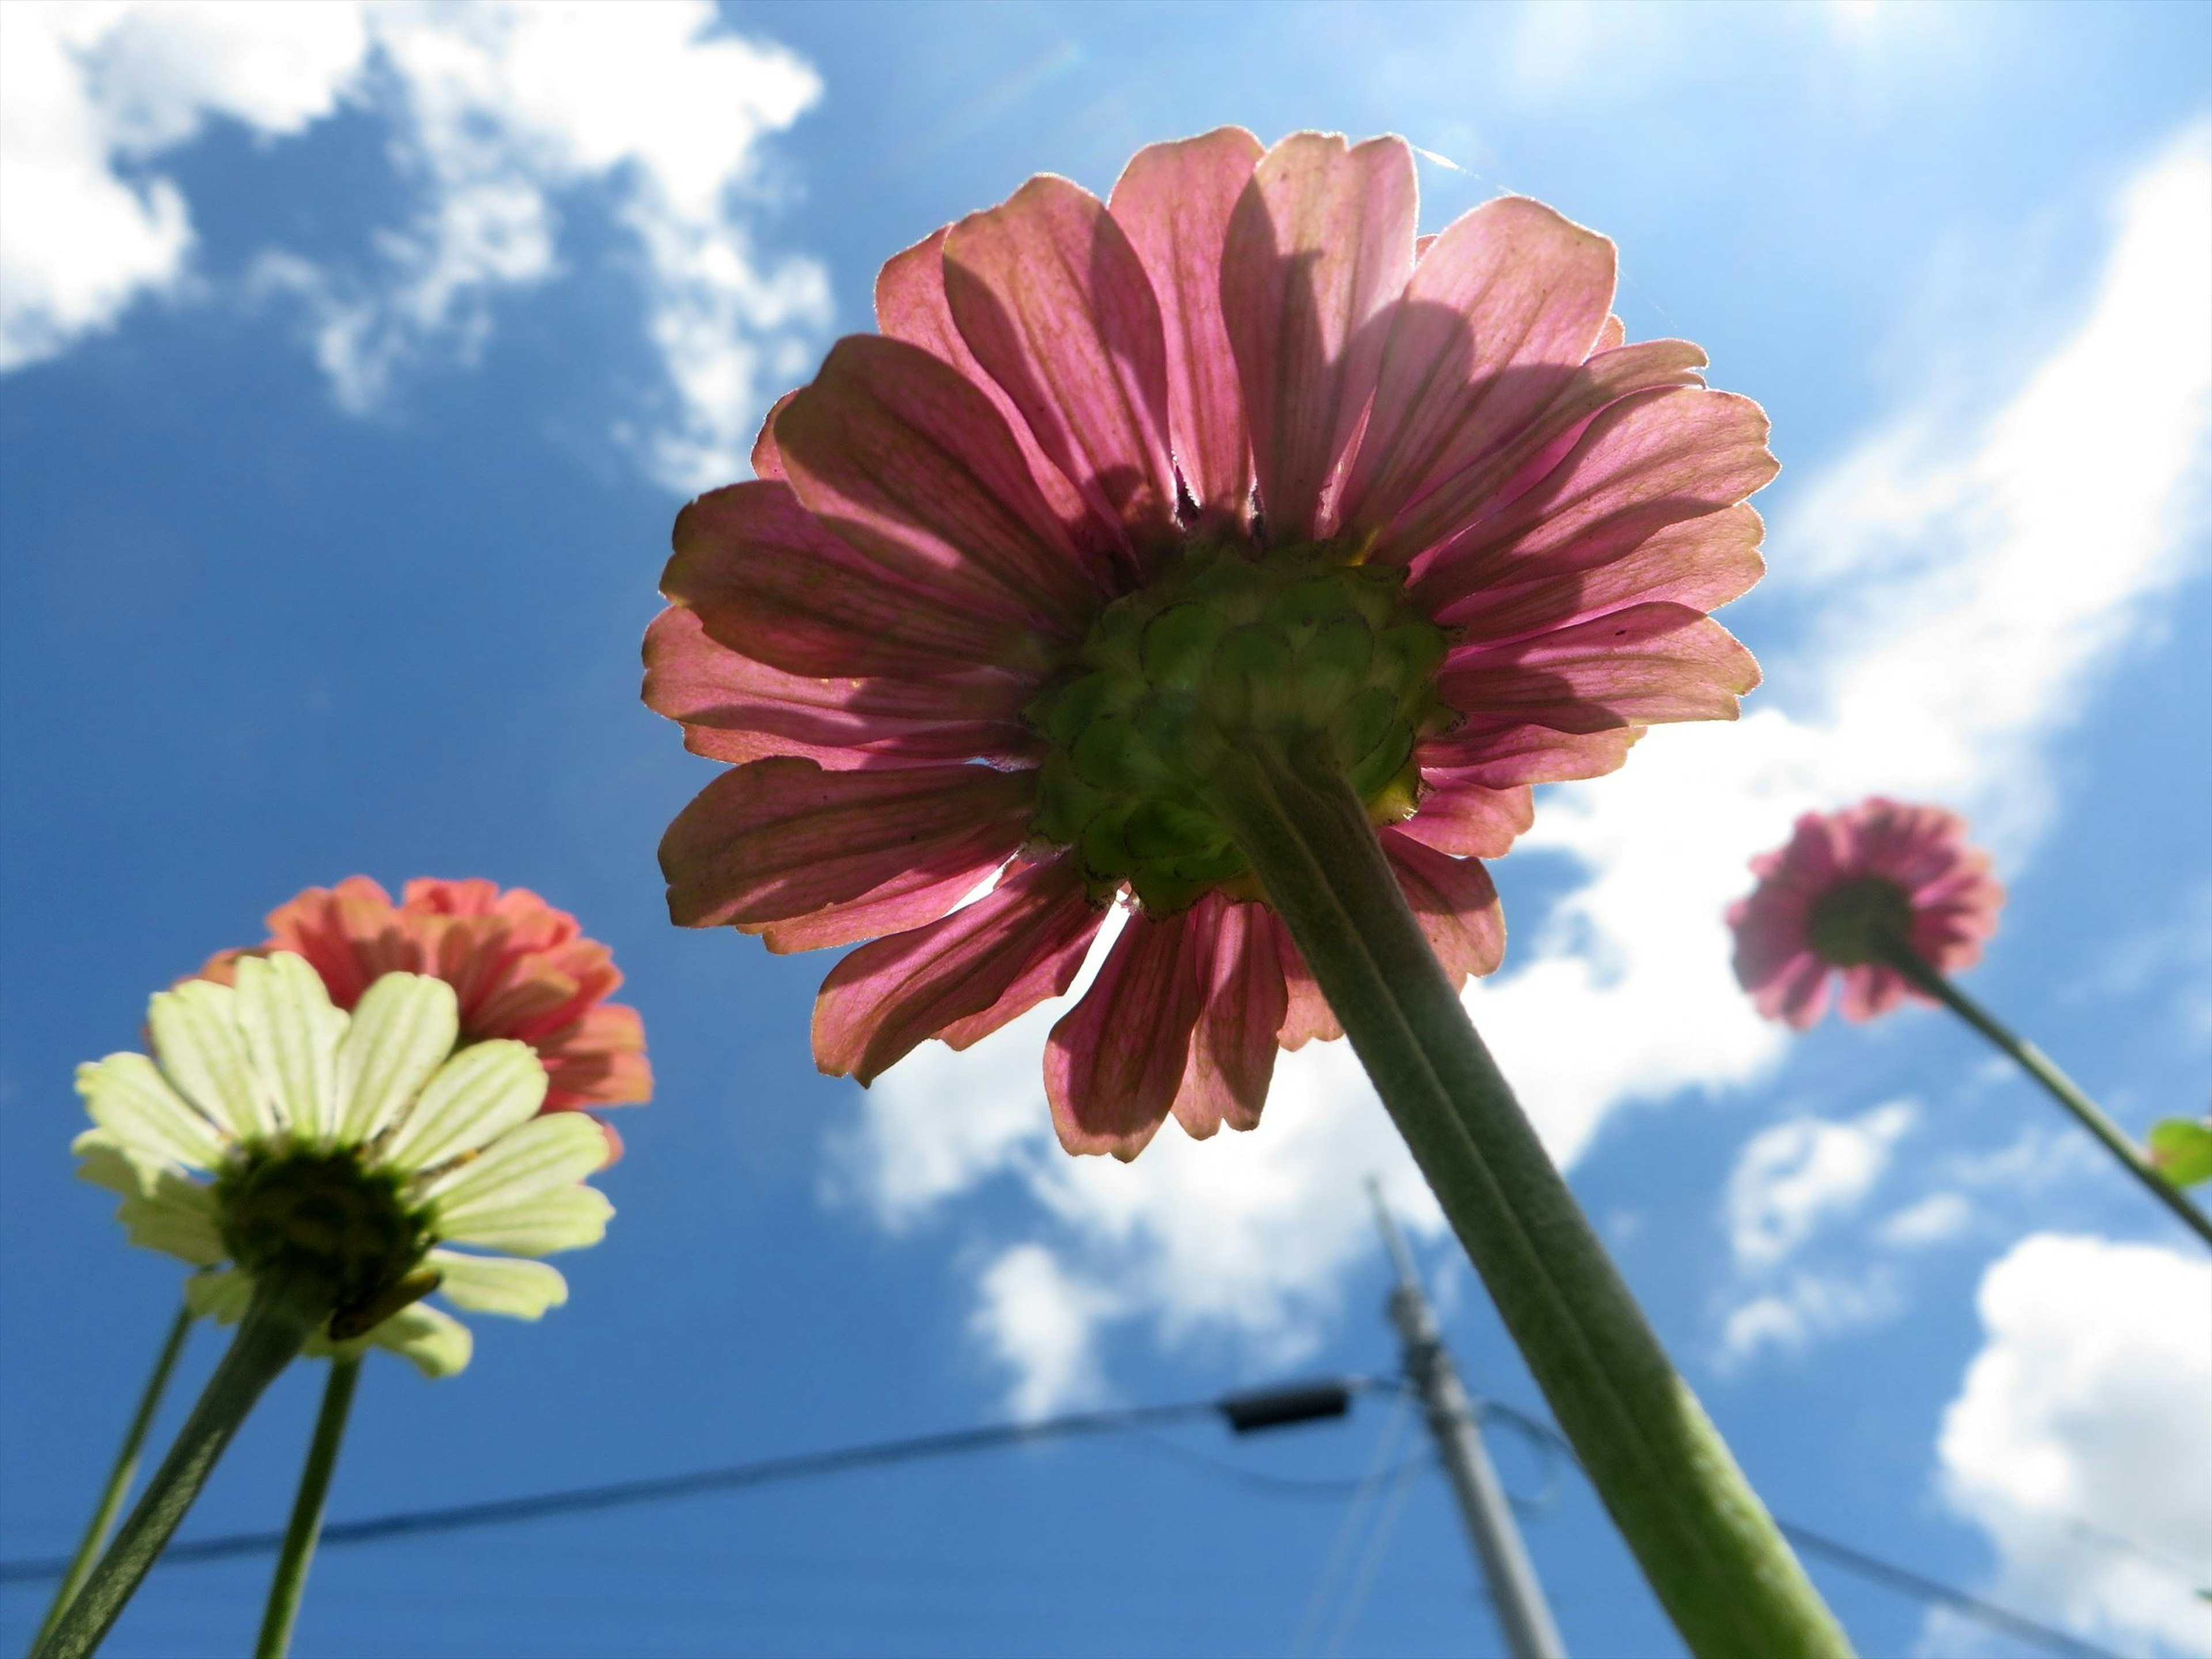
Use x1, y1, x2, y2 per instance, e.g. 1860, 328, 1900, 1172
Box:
215, 1146, 431, 1327
1805, 874, 1915, 968
1028, 541, 1450, 912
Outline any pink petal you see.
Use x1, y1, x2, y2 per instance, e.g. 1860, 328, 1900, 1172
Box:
775, 335, 1108, 637
1395, 339, 1713, 570
1594, 314, 1626, 352
1762, 952, 1833, 1029
1415, 724, 1641, 786
658, 757, 1033, 931
1336, 197, 1617, 552
1267, 911, 1343, 1049
814, 854, 1103, 1084
1381, 830, 1505, 986
1439, 503, 1767, 648
1415, 387, 1777, 618
1046, 904, 1209, 1160
1395, 781, 1534, 858
752, 391, 796, 481
1172, 895, 1287, 1139
1437, 603, 1760, 733
642, 607, 1038, 771
945, 176, 1179, 562
1223, 132, 1416, 541
1108, 127, 1264, 526
874, 227, 1111, 551
666, 481, 1055, 681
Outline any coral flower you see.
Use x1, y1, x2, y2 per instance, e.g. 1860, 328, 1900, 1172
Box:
646, 127, 1777, 1158
1729, 798, 2005, 1029
77, 953, 615, 1377
199, 877, 650, 1120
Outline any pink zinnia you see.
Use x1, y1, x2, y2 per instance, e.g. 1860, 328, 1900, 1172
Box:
1729, 798, 2005, 1029
646, 127, 1776, 1158
198, 877, 652, 1122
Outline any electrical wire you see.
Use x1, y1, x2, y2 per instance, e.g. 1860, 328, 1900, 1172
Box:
1315, 1434, 1421, 1659
1287, 1392, 1413, 1659
0, 1373, 2137, 1659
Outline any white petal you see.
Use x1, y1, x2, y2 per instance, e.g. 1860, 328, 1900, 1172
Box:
380, 1040, 546, 1175
335, 973, 458, 1143
369, 1302, 473, 1378
147, 979, 272, 1142
437, 1185, 612, 1257
233, 953, 344, 1143
77, 1054, 225, 1170
184, 1268, 253, 1324
118, 1173, 225, 1267
426, 1251, 569, 1320
74, 1128, 157, 1198
421, 1111, 607, 1214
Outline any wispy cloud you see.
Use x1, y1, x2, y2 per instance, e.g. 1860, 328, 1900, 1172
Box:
1726, 1103, 1916, 1270
0, 1, 827, 490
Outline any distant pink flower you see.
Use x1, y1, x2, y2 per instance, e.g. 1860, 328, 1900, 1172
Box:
199, 877, 652, 1123
1729, 799, 2005, 1029
646, 127, 1776, 1158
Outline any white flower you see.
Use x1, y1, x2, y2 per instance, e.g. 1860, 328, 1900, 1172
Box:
74, 952, 614, 1378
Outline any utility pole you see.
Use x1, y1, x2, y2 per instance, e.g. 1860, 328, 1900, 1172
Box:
1372, 1186, 1567, 1659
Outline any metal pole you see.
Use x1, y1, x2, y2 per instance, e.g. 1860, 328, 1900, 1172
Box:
1372, 1185, 1567, 1659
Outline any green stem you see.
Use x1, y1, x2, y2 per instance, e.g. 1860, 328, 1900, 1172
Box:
1204, 738, 1851, 1659
30, 1301, 196, 1650
33, 1287, 317, 1659
254, 1357, 361, 1659
1878, 937, 2212, 1250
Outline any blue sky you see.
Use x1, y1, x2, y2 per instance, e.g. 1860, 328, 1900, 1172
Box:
2, 3, 2208, 1656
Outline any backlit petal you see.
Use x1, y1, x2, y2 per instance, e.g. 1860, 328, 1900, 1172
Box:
77, 1052, 225, 1171
334, 972, 460, 1143
427, 1249, 569, 1320
1046, 905, 1207, 1160
379, 1039, 546, 1175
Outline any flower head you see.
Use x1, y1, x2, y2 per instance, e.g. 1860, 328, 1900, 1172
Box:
1729, 798, 2004, 1029
199, 877, 650, 1119
77, 953, 615, 1376
646, 127, 1776, 1158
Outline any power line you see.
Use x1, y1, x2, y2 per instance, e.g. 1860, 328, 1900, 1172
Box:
0, 1376, 2130, 1659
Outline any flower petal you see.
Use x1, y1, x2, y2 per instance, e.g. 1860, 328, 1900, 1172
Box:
775, 334, 1105, 635
77, 1053, 225, 1171
185, 1267, 253, 1323
74, 1127, 156, 1197
751, 389, 796, 480
426, 1249, 569, 1320
231, 952, 344, 1145
1046, 904, 1208, 1160
1223, 132, 1417, 541
422, 1110, 609, 1218
665, 480, 1052, 681
945, 175, 1179, 562
118, 1172, 225, 1267
1266, 911, 1343, 1049
146, 979, 272, 1142
1381, 830, 1506, 987
435, 1184, 612, 1258
1338, 196, 1617, 550
1230, 135, 1415, 541
380, 1039, 547, 1175
1414, 724, 1641, 785
334, 972, 460, 1145
658, 756, 1033, 932
1437, 603, 1759, 733
1172, 896, 1286, 1139
814, 853, 1104, 1082
1108, 126, 1264, 524
366, 1301, 473, 1378
643, 604, 1039, 772
1396, 781, 1533, 859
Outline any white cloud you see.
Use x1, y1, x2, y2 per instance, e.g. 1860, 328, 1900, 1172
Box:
1931, 1233, 2212, 1656
1876, 1191, 1974, 1249
0, 1, 827, 488
1726, 1101, 1916, 1270
835, 124, 2211, 1414
1715, 1268, 1900, 1372
970, 1244, 1116, 1422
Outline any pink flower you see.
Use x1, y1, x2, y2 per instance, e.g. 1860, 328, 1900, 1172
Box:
646, 128, 1776, 1158
1729, 799, 2005, 1029
198, 877, 652, 1124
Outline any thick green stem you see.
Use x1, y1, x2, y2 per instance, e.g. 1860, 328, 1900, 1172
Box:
255, 1358, 361, 1659
1878, 938, 2212, 1250
1204, 738, 1851, 1659
30, 1301, 196, 1650
33, 1287, 317, 1659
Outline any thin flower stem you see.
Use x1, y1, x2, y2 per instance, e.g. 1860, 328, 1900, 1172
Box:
1204, 737, 1851, 1659
30, 1301, 196, 1650
1877, 938, 2212, 1250
254, 1357, 361, 1659
33, 1288, 317, 1659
